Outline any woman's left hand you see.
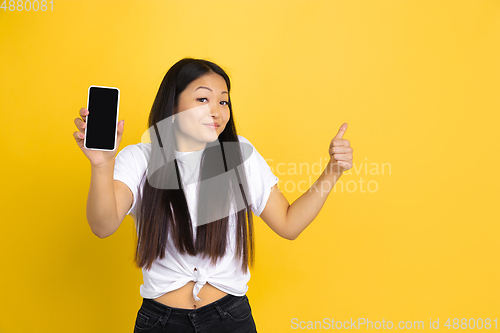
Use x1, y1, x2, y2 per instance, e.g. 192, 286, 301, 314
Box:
327, 123, 353, 175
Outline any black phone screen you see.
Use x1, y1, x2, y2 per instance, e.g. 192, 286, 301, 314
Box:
85, 86, 120, 151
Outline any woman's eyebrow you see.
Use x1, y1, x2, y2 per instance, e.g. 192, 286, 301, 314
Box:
194, 86, 228, 95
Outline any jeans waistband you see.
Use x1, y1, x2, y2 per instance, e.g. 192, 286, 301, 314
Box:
140, 293, 245, 322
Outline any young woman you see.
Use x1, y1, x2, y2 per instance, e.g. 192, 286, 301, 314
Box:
73, 58, 353, 332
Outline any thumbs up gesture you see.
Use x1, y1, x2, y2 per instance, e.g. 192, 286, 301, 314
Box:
327, 123, 353, 175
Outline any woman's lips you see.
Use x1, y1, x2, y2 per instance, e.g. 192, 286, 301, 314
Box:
204, 124, 219, 129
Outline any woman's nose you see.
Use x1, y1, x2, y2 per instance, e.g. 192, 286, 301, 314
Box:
210, 105, 221, 118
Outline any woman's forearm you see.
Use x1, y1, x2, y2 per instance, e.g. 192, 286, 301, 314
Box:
284, 167, 342, 240
86, 161, 120, 238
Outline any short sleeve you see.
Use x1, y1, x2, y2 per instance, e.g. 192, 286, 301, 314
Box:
238, 135, 279, 217
113, 145, 143, 216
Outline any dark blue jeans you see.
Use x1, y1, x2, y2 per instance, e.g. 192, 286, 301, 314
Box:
133, 294, 258, 332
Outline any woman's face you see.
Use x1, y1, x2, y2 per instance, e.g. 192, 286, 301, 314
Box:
173, 73, 230, 152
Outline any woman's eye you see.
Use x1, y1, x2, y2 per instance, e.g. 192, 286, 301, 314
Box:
198, 98, 228, 106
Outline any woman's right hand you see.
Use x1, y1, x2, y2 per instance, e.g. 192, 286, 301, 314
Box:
73, 107, 125, 167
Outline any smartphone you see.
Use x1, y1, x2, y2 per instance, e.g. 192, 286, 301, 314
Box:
84, 85, 120, 151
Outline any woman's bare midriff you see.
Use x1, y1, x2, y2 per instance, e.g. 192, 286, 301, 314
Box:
153, 281, 228, 309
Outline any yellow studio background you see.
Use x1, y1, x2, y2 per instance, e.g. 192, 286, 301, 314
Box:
1, 0, 499, 332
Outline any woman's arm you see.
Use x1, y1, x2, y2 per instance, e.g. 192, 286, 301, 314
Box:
87, 162, 134, 238
259, 170, 343, 240
259, 123, 352, 240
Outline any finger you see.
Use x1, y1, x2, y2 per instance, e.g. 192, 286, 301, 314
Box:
79, 108, 89, 122
74, 118, 87, 133
332, 139, 350, 147
331, 153, 351, 161
337, 161, 351, 169
333, 123, 348, 140
116, 120, 124, 136
73, 131, 85, 141
331, 146, 353, 154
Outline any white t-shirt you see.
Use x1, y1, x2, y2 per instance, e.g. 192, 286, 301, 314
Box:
113, 135, 279, 301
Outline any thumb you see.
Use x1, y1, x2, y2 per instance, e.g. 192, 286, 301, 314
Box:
117, 120, 125, 134
333, 123, 348, 139
116, 120, 125, 143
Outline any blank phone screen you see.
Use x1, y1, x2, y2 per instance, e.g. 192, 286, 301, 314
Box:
86, 86, 119, 150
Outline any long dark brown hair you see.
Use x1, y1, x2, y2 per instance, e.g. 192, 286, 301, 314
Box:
134, 58, 254, 273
